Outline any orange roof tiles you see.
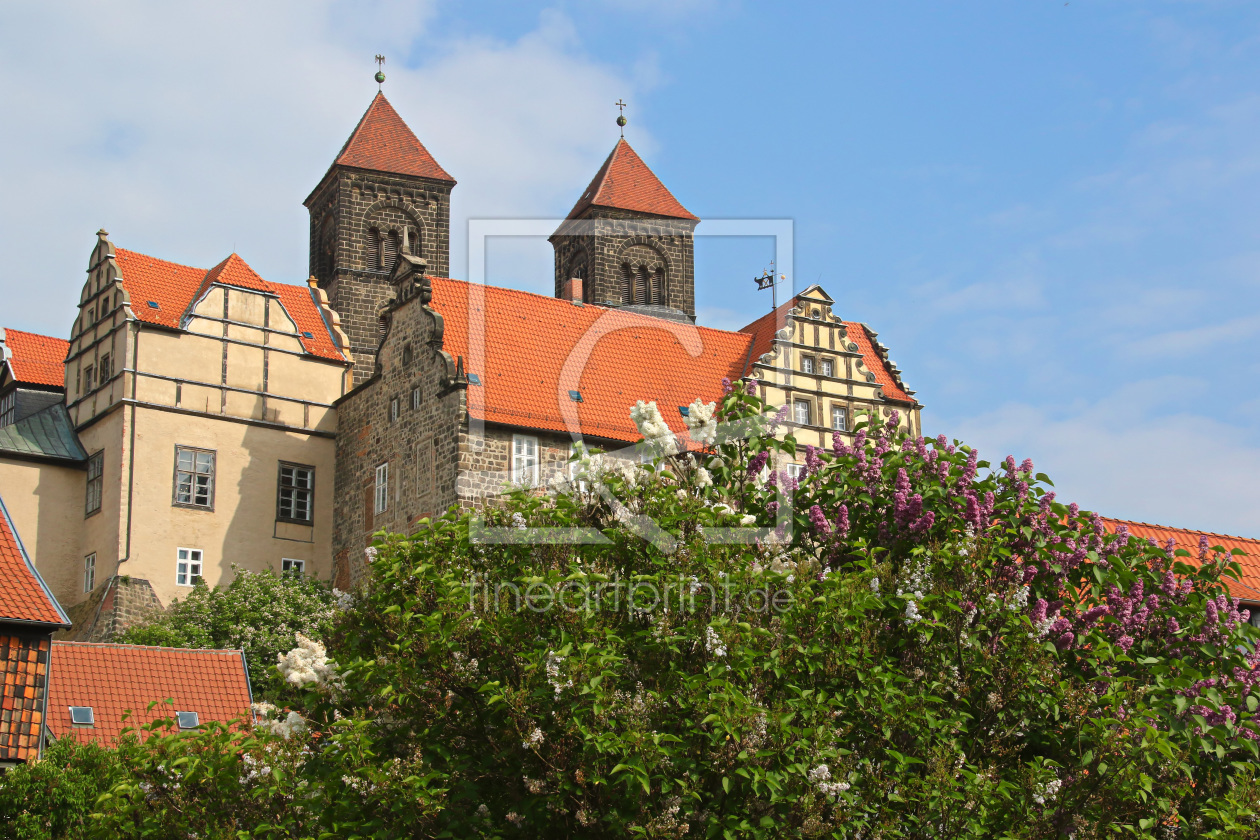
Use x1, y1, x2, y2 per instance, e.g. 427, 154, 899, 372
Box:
737, 295, 917, 405
332, 92, 454, 183
566, 138, 698, 221
0, 634, 50, 763
430, 277, 749, 443
0, 494, 69, 627
113, 248, 346, 362
1102, 517, 1260, 603
1, 328, 68, 389
47, 642, 253, 746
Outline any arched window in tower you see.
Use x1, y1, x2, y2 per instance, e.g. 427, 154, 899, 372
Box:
367, 228, 381, 270
383, 231, 400, 274
635, 266, 649, 305
652, 268, 665, 305
319, 216, 335, 281
621, 263, 634, 304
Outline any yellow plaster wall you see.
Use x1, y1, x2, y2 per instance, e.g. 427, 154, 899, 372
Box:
0, 458, 84, 606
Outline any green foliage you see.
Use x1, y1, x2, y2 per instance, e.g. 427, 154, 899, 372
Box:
0, 736, 126, 839
118, 566, 337, 700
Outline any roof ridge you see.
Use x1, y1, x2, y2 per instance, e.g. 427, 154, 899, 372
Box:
1103, 516, 1260, 543
52, 640, 245, 653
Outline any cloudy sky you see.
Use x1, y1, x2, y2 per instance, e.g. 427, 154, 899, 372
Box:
3, 1, 1259, 535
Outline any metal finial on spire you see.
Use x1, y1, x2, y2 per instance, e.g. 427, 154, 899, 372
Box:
615, 99, 627, 137
375, 55, 386, 87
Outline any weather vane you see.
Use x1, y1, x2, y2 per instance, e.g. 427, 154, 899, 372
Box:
615, 99, 627, 137
754, 262, 785, 312
375, 55, 386, 88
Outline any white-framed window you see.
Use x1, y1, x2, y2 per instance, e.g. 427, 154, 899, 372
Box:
793, 399, 811, 426
85, 451, 104, 515
281, 558, 305, 575
374, 463, 389, 514
784, 463, 802, 480
390, 397, 399, 422
411, 387, 422, 410
83, 553, 96, 592
831, 406, 848, 432
0, 391, 14, 427
174, 447, 215, 508
821, 358, 834, 378
176, 547, 203, 586
801, 356, 815, 375
277, 463, 314, 523
512, 435, 539, 487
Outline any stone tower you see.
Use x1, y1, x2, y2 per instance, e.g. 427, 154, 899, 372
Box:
305, 92, 455, 383
550, 138, 699, 322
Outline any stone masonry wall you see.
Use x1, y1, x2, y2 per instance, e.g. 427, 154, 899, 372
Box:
456, 424, 578, 506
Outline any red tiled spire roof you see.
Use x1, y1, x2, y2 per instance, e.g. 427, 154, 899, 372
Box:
1102, 518, 1260, 602
331, 92, 454, 183
737, 294, 916, 405
1, 328, 68, 389
566, 138, 697, 221
47, 642, 253, 746
429, 277, 747, 442
113, 248, 347, 362
0, 494, 69, 626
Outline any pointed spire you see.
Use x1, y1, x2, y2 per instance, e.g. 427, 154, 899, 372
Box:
565, 138, 696, 221
332, 92, 455, 183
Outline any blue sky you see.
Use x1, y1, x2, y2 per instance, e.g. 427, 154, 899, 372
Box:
3, 1, 1259, 534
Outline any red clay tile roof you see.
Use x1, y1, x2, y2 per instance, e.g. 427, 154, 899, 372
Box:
2, 328, 68, 389
332, 92, 454, 183
0, 634, 50, 763
47, 642, 253, 746
737, 295, 916, 405
566, 138, 698, 221
430, 277, 749, 443
1102, 518, 1260, 603
0, 494, 69, 626
113, 248, 347, 362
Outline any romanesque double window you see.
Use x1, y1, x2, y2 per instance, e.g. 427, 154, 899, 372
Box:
621, 263, 666, 306
367, 228, 402, 274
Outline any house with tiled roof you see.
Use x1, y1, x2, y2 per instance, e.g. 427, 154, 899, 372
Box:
45, 642, 252, 746
0, 492, 70, 766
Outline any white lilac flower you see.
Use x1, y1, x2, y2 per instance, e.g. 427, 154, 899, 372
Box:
740, 514, 756, 526
511, 512, 527, 530
276, 633, 339, 689
332, 588, 355, 611
364, 546, 378, 564
684, 399, 718, 445
695, 466, 713, 487
451, 651, 479, 680
1008, 585, 1030, 611
630, 400, 678, 454
869, 577, 880, 593
705, 625, 727, 658
522, 727, 545, 749
545, 650, 573, 697
808, 764, 851, 798
1032, 778, 1062, 806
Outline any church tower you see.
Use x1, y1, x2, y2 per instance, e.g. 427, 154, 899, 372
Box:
305, 91, 455, 383
550, 138, 699, 322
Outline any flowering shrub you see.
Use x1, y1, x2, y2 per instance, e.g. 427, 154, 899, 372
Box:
80, 385, 1260, 837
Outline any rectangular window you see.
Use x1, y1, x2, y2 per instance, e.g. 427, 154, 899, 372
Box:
85, 451, 104, 515
83, 553, 96, 592
784, 463, 802, 480
390, 397, 399, 422
82, 364, 95, 393
374, 463, 389, 514
0, 391, 13, 427
411, 387, 422, 410
175, 547, 203, 586
174, 447, 215, 508
281, 558, 305, 575
793, 399, 811, 426
98, 353, 111, 383
800, 356, 815, 375
277, 463, 314, 523
512, 435, 539, 487
821, 358, 834, 378
831, 406, 848, 432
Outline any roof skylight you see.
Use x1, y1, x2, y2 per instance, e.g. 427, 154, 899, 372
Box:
69, 706, 94, 726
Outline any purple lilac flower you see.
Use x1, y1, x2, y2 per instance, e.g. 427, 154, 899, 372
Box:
808, 504, 831, 536
721, 377, 733, 394
834, 505, 850, 539
747, 451, 769, 479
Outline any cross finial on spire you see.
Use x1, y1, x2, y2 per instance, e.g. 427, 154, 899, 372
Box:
615, 99, 627, 137
374, 55, 386, 88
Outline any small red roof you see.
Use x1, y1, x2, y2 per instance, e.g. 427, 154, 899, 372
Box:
430, 278, 748, 442
738, 296, 916, 405
47, 642, 253, 746
113, 248, 346, 362
0, 494, 69, 626
332, 92, 454, 183
566, 138, 698, 221
1102, 517, 1260, 602
2, 328, 68, 389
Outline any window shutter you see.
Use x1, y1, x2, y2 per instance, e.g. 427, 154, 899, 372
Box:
383, 231, 400, 274
367, 229, 380, 270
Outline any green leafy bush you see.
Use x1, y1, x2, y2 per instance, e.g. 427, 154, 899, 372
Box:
0, 736, 125, 839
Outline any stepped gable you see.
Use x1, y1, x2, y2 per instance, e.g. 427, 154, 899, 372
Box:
565, 138, 697, 221
331, 91, 454, 182
429, 277, 749, 442
1102, 517, 1260, 602
1, 328, 68, 388
113, 248, 346, 361
46, 642, 253, 746
737, 295, 916, 405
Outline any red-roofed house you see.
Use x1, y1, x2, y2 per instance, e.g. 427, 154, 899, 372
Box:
0, 327, 69, 428
45, 642, 252, 746
0, 493, 70, 766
